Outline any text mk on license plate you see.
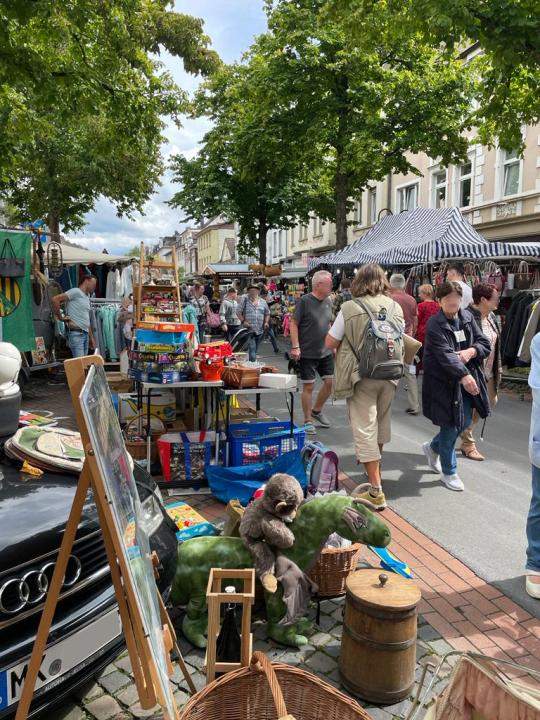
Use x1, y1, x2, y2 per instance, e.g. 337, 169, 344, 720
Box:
0, 609, 121, 710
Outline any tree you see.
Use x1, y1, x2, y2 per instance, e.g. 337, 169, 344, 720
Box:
254, 0, 476, 250
127, 245, 141, 257
169, 62, 329, 263
0, 1, 220, 232
332, 0, 540, 150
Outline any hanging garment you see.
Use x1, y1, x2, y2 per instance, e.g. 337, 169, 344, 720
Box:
106, 268, 122, 300
518, 300, 540, 363
98, 306, 118, 361
121, 264, 138, 297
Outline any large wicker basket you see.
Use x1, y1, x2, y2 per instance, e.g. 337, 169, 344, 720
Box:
179, 651, 372, 720
309, 543, 362, 597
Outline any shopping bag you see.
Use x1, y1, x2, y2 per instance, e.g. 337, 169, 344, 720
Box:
0, 238, 25, 277
515, 261, 533, 290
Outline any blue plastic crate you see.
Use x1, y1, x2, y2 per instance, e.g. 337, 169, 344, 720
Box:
228, 420, 305, 466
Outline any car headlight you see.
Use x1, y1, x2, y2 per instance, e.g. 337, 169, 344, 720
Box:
141, 493, 164, 536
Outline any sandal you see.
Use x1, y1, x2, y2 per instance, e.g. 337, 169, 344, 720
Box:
460, 447, 485, 461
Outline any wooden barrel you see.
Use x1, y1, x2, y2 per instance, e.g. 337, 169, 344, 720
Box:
339, 569, 421, 704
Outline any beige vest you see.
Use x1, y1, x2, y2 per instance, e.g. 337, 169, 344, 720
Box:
333, 295, 404, 399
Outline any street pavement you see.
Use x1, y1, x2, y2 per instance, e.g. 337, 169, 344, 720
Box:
259, 339, 538, 619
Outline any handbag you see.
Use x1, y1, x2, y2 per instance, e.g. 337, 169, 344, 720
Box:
515, 261, 533, 290
481, 261, 505, 293
0, 238, 25, 277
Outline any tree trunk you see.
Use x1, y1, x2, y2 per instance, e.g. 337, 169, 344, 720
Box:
48, 212, 61, 241
334, 171, 349, 250
333, 71, 350, 251
257, 216, 268, 265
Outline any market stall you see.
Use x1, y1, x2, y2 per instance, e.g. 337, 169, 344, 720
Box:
309, 207, 540, 379
201, 263, 254, 297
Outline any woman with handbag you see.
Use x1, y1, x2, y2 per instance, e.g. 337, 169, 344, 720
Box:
421, 282, 491, 492
459, 283, 501, 461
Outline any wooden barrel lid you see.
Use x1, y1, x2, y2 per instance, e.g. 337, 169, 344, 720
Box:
346, 569, 421, 611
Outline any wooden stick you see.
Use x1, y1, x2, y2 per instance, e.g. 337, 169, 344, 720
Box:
14, 467, 91, 720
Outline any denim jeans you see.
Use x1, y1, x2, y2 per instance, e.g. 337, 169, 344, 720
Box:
68, 329, 89, 358
430, 390, 473, 475
247, 333, 263, 362
265, 326, 279, 352
526, 464, 540, 572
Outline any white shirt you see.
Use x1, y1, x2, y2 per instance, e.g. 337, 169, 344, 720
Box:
328, 310, 345, 341
529, 333, 540, 468
458, 281, 473, 310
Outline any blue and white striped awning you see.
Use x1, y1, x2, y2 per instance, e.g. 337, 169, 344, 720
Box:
308, 208, 540, 271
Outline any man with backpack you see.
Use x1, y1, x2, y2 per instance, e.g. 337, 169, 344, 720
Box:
325, 263, 405, 510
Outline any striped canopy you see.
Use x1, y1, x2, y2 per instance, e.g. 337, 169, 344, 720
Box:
308, 208, 540, 271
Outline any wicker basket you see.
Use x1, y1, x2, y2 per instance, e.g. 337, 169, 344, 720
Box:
179, 651, 372, 720
124, 415, 165, 463
309, 543, 362, 597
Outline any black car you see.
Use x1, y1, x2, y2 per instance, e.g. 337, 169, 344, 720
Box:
0, 455, 178, 718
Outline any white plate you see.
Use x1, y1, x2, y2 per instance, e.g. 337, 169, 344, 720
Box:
0, 607, 121, 710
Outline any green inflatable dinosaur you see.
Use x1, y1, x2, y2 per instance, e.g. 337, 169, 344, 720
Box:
170, 495, 390, 648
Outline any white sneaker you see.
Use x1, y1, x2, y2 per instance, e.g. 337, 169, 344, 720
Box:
441, 474, 464, 492
422, 442, 442, 474
526, 573, 540, 599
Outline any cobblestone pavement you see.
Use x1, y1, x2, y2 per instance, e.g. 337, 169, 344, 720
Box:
50, 602, 456, 720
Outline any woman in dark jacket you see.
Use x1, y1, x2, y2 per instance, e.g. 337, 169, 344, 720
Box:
422, 282, 491, 492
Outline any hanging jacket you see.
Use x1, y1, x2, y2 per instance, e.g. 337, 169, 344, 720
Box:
422, 309, 491, 428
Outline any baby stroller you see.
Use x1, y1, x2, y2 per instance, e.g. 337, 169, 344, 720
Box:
229, 327, 256, 353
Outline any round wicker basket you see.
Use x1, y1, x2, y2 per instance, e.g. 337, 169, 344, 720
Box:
179, 651, 373, 720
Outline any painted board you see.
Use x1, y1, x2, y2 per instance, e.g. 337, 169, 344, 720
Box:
79, 363, 176, 718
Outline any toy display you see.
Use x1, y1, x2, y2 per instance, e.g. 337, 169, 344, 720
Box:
239, 473, 304, 593
170, 494, 390, 648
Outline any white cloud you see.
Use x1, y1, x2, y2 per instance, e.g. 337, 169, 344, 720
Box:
67, 2, 267, 254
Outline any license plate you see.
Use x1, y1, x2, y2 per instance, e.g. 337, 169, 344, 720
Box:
0, 608, 121, 710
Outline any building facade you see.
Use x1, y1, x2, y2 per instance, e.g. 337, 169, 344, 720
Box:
267, 126, 540, 263
195, 216, 236, 274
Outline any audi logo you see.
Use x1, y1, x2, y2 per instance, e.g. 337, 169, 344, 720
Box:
0, 555, 82, 615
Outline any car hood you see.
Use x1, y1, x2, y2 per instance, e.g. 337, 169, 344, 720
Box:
0, 459, 99, 573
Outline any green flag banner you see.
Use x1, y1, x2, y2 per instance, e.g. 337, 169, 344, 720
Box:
0, 231, 36, 351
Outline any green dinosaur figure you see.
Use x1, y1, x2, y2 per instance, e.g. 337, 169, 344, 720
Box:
170, 495, 390, 648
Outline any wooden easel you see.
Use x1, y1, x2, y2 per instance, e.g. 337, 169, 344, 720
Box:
14, 355, 195, 720
205, 568, 255, 683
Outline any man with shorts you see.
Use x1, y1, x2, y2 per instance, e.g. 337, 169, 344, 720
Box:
290, 270, 334, 434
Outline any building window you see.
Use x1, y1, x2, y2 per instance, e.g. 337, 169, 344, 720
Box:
431, 170, 447, 208
503, 149, 520, 196
290, 227, 295, 248
369, 187, 377, 224
354, 199, 363, 225
458, 161, 472, 207
397, 183, 418, 212
273, 231, 278, 259
301, 223, 308, 240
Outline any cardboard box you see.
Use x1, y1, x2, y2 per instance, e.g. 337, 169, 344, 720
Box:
118, 391, 176, 423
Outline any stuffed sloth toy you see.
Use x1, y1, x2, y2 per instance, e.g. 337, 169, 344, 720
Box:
239, 473, 304, 593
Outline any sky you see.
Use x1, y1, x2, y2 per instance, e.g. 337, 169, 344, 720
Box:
67, 1, 267, 255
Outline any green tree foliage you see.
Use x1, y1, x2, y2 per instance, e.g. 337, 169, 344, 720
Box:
126, 245, 141, 257
0, 1, 219, 234
169, 62, 330, 264
332, 0, 540, 150
256, 0, 476, 249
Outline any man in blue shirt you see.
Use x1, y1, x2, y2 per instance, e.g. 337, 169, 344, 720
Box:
52, 274, 97, 357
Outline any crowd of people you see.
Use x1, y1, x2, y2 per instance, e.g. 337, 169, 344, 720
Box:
52, 265, 538, 600
288, 262, 538, 601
